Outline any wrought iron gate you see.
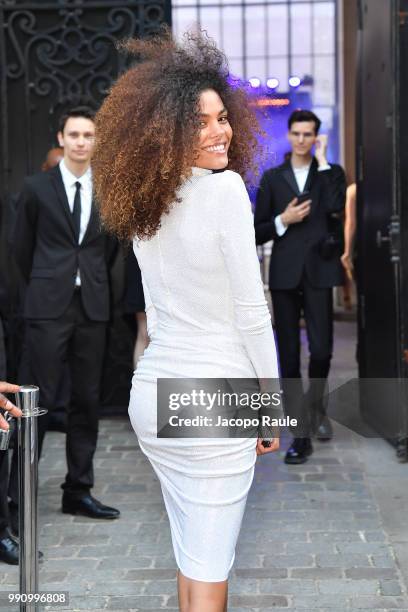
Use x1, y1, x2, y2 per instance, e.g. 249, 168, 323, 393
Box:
0, 0, 171, 408
0, 0, 171, 191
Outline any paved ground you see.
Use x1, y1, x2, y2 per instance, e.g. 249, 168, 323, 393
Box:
1, 321, 408, 611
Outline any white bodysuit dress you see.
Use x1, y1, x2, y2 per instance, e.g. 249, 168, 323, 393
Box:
128, 167, 279, 582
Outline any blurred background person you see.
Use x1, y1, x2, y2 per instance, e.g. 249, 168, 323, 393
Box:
0, 381, 21, 564
41, 147, 64, 172
0, 224, 20, 563
255, 109, 346, 465
341, 182, 357, 281
0, 199, 23, 562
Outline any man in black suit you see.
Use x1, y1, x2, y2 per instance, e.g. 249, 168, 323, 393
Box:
255, 110, 346, 464
0, 382, 21, 564
0, 199, 20, 564
0, 298, 20, 564
9, 107, 120, 523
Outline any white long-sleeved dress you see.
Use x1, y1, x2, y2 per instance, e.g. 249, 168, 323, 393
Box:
128, 167, 279, 582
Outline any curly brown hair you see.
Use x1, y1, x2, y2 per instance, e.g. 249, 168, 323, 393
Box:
92, 27, 261, 241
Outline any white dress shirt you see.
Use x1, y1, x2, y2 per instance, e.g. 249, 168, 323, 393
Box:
274, 161, 331, 237
59, 159, 93, 285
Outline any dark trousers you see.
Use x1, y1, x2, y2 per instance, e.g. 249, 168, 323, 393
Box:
0, 450, 9, 538
0, 316, 10, 537
9, 291, 106, 503
271, 273, 333, 436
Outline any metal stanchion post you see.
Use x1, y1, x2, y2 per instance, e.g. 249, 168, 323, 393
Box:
15, 386, 47, 612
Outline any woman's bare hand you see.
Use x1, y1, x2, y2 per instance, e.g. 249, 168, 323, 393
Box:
256, 437, 280, 455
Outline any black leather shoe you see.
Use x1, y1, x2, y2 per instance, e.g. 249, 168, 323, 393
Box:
284, 437, 313, 465
0, 533, 19, 565
0, 532, 43, 564
62, 493, 120, 519
315, 416, 333, 441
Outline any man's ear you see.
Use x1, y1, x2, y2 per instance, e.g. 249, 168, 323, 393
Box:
57, 131, 64, 147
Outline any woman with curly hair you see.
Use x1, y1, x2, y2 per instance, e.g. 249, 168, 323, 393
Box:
93, 28, 280, 612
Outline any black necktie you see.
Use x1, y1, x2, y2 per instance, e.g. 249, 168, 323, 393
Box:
72, 181, 81, 242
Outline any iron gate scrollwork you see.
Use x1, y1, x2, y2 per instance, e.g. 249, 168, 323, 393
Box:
0, 0, 171, 409
1, 0, 170, 191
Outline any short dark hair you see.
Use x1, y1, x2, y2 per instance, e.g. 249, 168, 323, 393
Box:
288, 109, 321, 134
58, 106, 95, 133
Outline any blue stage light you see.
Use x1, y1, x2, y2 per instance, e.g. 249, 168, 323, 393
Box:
266, 78, 279, 90
248, 77, 261, 88
289, 76, 301, 88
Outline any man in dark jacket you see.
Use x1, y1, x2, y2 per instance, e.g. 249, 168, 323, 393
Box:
9, 107, 120, 522
0, 380, 21, 564
0, 270, 19, 563
255, 110, 346, 464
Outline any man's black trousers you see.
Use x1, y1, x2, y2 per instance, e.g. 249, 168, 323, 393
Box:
9, 290, 106, 503
271, 273, 334, 436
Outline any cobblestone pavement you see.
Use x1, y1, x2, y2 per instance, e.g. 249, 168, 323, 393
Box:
1, 322, 408, 611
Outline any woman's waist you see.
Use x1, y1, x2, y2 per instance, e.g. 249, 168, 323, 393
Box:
133, 330, 255, 381
150, 326, 244, 349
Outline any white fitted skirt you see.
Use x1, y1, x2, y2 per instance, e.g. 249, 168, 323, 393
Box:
128, 375, 257, 582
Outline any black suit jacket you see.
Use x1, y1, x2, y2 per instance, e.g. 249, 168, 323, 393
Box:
13, 165, 116, 321
254, 158, 346, 290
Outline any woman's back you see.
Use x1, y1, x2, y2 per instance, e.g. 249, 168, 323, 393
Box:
135, 169, 239, 338
133, 168, 279, 381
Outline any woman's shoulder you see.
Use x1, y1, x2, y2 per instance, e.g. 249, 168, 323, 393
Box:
187, 169, 247, 200
213, 169, 245, 185
187, 168, 245, 191
209, 169, 248, 198
211, 171, 252, 221
183, 169, 251, 221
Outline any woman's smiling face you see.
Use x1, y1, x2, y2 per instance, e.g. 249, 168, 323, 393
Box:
194, 89, 233, 170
